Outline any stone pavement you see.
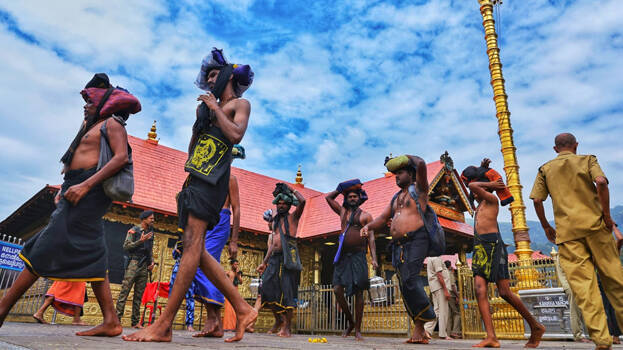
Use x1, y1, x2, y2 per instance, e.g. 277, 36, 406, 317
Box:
0, 322, 620, 349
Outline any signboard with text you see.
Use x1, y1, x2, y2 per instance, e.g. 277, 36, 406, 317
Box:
0, 241, 25, 271
518, 287, 574, 339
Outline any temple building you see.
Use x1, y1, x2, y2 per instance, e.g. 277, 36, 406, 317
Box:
0, 123, 476, 330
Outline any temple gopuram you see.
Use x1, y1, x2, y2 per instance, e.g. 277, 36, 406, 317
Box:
0, 122, 476, 331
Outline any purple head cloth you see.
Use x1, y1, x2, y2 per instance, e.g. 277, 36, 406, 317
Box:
195, 47, 254, 96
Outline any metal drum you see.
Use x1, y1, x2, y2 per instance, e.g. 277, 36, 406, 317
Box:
250, 278, 262, 296
368, 276, 387, 303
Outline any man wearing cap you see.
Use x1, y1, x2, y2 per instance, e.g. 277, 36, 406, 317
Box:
325, 179, 377, 341
361, 155, 435, 344
116, 210, 155, 328
0, 73, 141, 336
124, 48, 256, 343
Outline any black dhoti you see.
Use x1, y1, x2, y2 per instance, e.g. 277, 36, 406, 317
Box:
391, 227, 436, 322
472, 232, 509, 283
177, 175, 229, 233
333, 250, 369, 297
20, 168, 112, 281
261, 252, 299, 313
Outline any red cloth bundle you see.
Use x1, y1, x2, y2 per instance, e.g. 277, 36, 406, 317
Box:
483, 168, 514, 206
81, 87, 141, 117
461, 166, 514, 206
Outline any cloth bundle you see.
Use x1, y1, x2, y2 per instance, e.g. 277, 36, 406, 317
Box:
385, 155, 416, 174
194, 47, 254, 98
272, 183, 299, 206
80, 87, 141, 118
336, 179, 368, 206
461, 166, 514, 206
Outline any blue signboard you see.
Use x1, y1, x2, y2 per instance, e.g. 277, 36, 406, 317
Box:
0, 241, 24, 271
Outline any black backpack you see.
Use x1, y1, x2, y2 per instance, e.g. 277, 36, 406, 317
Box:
391, 184, 446, 257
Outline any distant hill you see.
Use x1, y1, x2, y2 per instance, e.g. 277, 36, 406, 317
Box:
495, 205, 623, 254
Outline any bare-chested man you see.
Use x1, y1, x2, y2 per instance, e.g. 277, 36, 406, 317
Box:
325, 179, 377, 341
257, 183, 306, 337
463, 161, 544, 348
361, 155, 436, 344
123, 48, 257, 342
0, 73, 141, 337
190, 145, 244, 338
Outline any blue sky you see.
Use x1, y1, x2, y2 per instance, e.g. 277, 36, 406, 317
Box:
1, 0, 622, 224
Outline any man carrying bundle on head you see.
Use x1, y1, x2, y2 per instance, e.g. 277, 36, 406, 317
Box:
462, 159, 544, 348
361, 155, 439, 344
257, 183, 306, 338
0, 73, 141, 337
189, 144, 245, 338
325, 179, 377, 341
124, 48, 256, 343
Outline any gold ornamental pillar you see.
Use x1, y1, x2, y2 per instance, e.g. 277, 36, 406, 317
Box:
477, 0, 533, 264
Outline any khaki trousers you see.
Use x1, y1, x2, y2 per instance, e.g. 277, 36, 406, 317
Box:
559, 229, 623, 347
562, 286, 585, 341
447, 296, 462, 336
424, 289, 449, 338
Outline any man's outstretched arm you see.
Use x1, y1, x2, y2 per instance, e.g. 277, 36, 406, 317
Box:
361, 203, 391, 237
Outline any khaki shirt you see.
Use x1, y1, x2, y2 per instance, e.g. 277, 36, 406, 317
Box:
427, 257, 447, 293
529, 151, 607, 244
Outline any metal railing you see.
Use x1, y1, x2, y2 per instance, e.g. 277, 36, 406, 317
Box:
0, 234, 52, 318
458, 257, 559, 339
296, 281, 410, 335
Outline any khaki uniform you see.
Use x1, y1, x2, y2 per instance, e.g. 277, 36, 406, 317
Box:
115, 226, 153, 326
424, 257, 450, 338
555, 255, 585, 341
530, 151, 623, 346
446, 270, 461, 336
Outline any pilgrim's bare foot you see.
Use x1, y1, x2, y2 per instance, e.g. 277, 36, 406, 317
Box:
525, 323, 545, 348
277, 326, 291, 338
267, 318, 282, 334
32, 313, 48, 324
192, 320, 223, 338
76, 321, 122, 337
122, 321, 172, 342
72, 321, 87, 326
472, 337, 501, 348
355, 330, 364, 341
342, 323, 354, 337
224, 307, 257, 342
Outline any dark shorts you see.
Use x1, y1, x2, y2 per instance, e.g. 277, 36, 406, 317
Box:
177, 175, 229, 233
391, 227, 436, 322
20, 168, 112, 281
472, 232, 510, 283
333, 250, 369, 297
261, 252, 300, 312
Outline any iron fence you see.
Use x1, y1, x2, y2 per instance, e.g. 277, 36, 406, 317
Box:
296, 281, 410, 335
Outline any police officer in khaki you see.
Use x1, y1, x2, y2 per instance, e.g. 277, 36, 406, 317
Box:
115, 210, 155, 328
531, 133, 623, 349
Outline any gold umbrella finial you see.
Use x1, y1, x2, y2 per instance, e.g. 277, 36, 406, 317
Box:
147, 120, 159, 144
295, 164, 303, 185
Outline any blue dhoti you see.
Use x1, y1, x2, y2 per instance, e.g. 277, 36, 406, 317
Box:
193, 208, 231, 306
